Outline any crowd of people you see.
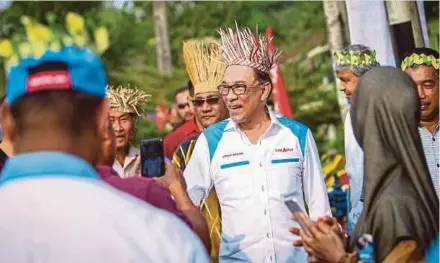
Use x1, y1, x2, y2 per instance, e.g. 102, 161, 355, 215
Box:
0, 22, 438, 263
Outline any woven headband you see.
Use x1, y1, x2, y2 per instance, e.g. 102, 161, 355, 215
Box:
401, 53, 439, 71
334, 50, 377, 67
107, 85, 150, 116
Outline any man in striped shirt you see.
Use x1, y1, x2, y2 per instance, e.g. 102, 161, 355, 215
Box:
402, 48, 439, 197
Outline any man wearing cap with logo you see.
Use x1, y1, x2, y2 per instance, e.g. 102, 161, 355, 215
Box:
0, 45, 208, 262
183, 24, 331, 262
107, 85, 149, 178
401, 48, 440, 198
171, 39, 229, 262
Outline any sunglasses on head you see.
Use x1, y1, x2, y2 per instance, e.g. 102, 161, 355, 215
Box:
177, 103, 190, 109
191, 97, 221, 107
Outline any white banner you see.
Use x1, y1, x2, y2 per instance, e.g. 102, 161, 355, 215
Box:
345, 0, 396, 67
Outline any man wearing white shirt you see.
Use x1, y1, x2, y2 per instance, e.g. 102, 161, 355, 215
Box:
184, 24, 331, 263
333, 44, 379, 234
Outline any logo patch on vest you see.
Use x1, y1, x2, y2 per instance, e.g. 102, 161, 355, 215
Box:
275, 148, 293, 153
222, 152, 244, 159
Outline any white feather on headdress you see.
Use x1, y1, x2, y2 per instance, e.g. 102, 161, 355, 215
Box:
218, 22, 281, 74
106, 85, 151, 116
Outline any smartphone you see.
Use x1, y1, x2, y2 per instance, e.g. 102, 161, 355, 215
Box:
140, 138, 165, 178
285, 200, 313, 238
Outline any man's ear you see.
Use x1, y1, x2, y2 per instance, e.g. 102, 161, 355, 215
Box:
0, 102, 17, 143
260, 82, 272, 101
96, 98, 110, 140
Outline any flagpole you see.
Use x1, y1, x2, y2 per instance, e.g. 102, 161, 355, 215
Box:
266, 26, 294, 119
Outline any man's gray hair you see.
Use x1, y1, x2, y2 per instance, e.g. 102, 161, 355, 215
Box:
334, 44, 380, 77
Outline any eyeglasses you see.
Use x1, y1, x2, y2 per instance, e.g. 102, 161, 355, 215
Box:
177, 103, 190, 109
217, 83, 261, 96
191, 97, 221, 107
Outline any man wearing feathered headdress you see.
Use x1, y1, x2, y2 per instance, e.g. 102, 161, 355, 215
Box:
171, 39, 229, 262
183, 24, 331, 262
107, 85, 150, 178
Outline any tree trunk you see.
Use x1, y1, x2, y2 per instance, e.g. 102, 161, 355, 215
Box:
323, 0, 350, 122
152, 1, 172, 74
386, 1, 425, 47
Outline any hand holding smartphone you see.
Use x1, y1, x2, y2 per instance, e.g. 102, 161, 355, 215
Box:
285, 200, 313, 238
140, 138, 165, 178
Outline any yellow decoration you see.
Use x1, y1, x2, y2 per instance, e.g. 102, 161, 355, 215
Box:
18, 43, 32, 58
31, 41, 46, 58
20, 16, 32, 26
73, 33, 88, 48
27, 24, 53, 44
94, 27, 109, 54
62, 35, 74, 45
66, 12, 85, 35
49, 41, 62, 51
0, 39, 13, 58
5, 56, 19, 72
1, 13, 110, 72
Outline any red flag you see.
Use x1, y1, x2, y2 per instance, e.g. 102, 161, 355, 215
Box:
266, 26, 294, 119
155, 104, 169, 130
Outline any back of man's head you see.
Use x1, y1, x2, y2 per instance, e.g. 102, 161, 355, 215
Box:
3, 46, 108, 165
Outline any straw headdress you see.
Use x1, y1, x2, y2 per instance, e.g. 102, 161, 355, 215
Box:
107, 85, 151, 116
183, 39, 225, 95
218, 23, 281, 74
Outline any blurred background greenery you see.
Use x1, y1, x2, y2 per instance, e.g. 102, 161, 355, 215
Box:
0, 1, 438, 156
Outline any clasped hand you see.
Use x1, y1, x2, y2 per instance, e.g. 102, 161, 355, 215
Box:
288, 213, 347, 263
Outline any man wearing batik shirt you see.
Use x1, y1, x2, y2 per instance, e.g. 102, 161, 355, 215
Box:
173, 40, 229, 262
107, 85, 150, 178
184, 24, 331, 263
401, 48, 440, 198
333, 44, 379, 233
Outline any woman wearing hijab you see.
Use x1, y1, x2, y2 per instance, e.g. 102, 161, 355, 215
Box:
292, 67, 439, 262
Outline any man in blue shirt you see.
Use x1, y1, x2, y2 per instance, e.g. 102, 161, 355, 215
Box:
0, 46, 208, 263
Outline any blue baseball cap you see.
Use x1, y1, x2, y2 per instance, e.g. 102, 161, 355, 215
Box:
6, 46, 107, 105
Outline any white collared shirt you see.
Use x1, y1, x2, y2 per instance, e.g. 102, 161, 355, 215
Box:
418, 125, 439, 197
344, 111, 364, 233
184, 111, 331, 263
113, 146, 140, 178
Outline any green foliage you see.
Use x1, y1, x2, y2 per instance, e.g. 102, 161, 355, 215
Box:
424, 1, 439, 50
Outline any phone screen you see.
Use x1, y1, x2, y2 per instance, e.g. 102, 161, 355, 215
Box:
140, 139, 165, 178
284, 200, 313, 238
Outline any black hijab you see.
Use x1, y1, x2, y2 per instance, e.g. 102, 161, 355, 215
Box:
349, 67, 439, 262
